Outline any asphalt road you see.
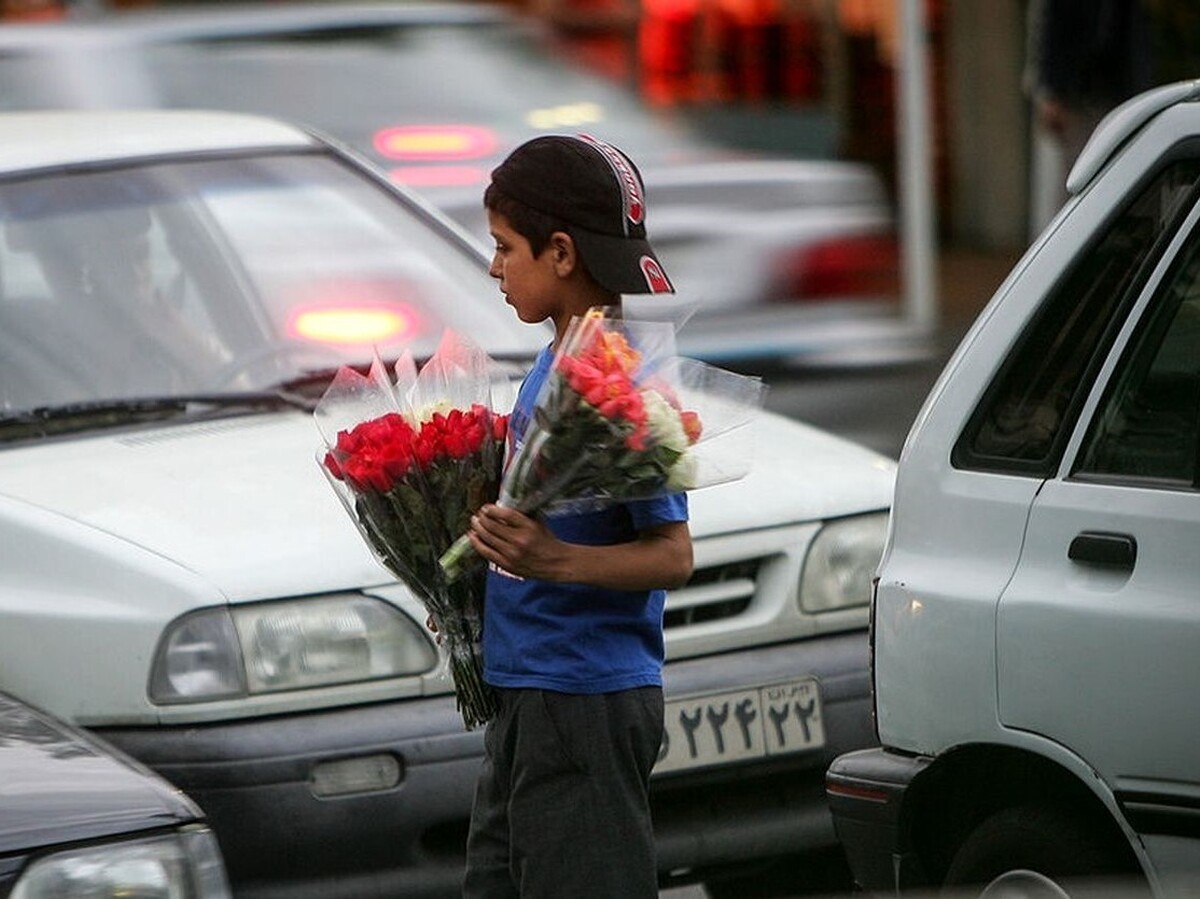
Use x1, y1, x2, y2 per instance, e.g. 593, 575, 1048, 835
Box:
760, 354, 949, 460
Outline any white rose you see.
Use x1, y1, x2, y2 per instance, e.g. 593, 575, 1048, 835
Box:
644, 389, 689, 452
644, 389, 697, 489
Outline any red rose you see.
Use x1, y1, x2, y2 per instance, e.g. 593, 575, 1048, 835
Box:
323, 450, 345, 480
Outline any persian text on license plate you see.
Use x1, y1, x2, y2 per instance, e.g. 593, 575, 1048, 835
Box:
653, 678, 824, 775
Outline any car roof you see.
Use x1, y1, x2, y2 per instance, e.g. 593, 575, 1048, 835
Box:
0, 0, 507, 46
1068, 79, 1200, 195
0, 109, 316, 174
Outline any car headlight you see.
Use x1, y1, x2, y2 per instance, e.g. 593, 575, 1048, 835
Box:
12, 826, 230, 899
799, 512, 888, 613
150, 594, 437, 703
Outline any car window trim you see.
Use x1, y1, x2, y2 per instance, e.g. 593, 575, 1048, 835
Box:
1063, 176, 1200, 488
1068, 469, 1197, 491
951, 141, 1200, 478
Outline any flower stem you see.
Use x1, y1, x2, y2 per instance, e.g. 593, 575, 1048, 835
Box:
439, 533, 476, 583
447, 651, 498, 729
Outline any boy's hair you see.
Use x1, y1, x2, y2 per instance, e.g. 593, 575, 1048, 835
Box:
485, 134, 674, 295
483, 181, 563, 260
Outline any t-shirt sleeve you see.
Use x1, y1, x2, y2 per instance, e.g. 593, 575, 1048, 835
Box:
628, 492, 689, 530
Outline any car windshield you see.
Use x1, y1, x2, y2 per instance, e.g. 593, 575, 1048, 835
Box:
137, 18, 709, 180
0, 149, 540, 417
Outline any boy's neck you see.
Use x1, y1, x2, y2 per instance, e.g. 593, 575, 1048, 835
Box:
551, 287, 621, 347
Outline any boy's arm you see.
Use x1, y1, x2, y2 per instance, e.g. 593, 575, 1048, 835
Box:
467, 504, 693, 591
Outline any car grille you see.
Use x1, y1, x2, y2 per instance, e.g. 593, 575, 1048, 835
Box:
664, 557, 763, 629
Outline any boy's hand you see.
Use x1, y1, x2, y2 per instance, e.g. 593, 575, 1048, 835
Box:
468, 504, 692, 591
468, 504, 564, 581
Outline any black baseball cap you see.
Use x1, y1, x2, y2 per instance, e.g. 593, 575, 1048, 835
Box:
489, 134, 674, 295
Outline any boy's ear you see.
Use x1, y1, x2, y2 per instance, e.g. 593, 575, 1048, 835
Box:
549, 231, 578, 276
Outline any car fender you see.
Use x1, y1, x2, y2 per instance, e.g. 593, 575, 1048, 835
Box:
0, 492, 224, 723
917, 731, 1159, 891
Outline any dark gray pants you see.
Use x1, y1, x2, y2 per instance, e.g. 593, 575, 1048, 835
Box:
463, 686, 664, 899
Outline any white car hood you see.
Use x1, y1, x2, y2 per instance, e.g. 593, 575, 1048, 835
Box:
0, 409, 894, 602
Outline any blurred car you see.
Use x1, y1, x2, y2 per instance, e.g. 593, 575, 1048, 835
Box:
0, 688, 231, 898
827, 81, 1200, 896
0, 108, 894, 897
0, 0, 925, 369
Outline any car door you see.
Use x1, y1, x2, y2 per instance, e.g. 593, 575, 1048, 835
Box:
996, 173, 1200, 810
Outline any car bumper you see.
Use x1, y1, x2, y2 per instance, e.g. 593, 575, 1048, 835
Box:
825, 747, 934, 893
656, 631, 876, 879
94, 631, 873, 899
97, 691, 480, 899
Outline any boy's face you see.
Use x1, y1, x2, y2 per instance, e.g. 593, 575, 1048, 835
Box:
486, 208, 561, 326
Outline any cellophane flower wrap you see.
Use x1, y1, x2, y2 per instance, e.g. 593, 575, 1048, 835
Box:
314, 331, 510, 729
439, 307, 766, 580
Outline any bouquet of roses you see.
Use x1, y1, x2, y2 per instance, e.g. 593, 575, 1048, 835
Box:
439, 307, 766, 581
314, 331, 509, 728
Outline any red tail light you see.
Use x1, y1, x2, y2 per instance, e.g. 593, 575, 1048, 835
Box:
389, 165, 487, 188
374, 125, 497, 189
289, 303, 418, 345
284, 280, 424, 346
777, 233, 900, 301
372, 125, 497, 161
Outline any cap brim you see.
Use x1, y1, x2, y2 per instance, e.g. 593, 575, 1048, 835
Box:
570, 227, 675, 295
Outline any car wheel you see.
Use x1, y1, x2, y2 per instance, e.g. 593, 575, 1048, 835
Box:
943, 805, 1146, 899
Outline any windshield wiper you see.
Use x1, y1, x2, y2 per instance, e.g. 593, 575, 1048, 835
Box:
0, 391, 316, 442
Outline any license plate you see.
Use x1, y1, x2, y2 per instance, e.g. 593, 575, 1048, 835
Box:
654, 678, 825, 775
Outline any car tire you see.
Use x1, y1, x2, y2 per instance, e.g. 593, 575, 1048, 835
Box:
943, 805, 1146, 899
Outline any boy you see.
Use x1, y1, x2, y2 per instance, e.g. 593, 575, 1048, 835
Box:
461, 134, 693, 898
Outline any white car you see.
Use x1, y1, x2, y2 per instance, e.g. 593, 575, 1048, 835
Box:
0, 109, 894, 897
827, 80, 1200, 897
0, 0, 925, 369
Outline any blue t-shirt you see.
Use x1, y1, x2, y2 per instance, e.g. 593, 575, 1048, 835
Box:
483, 345, 689, 693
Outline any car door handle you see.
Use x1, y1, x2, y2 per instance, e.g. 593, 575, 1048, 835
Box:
1067, 531, 1137, 569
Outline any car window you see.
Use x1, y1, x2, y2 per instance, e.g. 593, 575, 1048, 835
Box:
1075, 209, 1200, 485
0, 150, 537, 414
953, 156, 1200, 475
